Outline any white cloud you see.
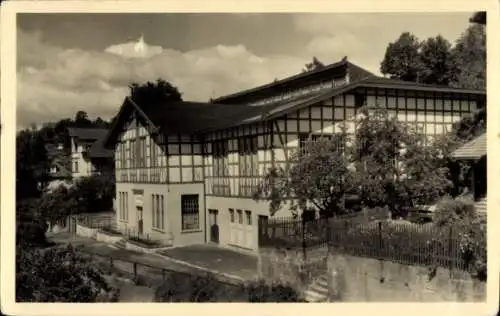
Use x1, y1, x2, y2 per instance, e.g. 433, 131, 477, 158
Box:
105, 35, 164, 59
17, 28, 308, 129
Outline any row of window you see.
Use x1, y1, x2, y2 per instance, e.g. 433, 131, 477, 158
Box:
118, 192, 200, 232
229, 208, 253, 226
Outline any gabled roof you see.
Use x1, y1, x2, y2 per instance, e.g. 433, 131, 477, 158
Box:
67, 127, 113, 158
104, 97, 271, 148
104, 76, 486, 149
88, 139, 114, 158
451, 133, 486, 160
262, 76, 485, 120
212, 58, 375, 104
67, 127, 109, 140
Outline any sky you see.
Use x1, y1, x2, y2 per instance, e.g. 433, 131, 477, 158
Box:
16, 12, 475, 129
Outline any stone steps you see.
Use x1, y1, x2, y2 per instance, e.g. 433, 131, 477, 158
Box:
303, 274, 329, 303
475, 197, 487, 215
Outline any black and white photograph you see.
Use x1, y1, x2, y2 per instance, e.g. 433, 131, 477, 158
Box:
1, 1, 498, 314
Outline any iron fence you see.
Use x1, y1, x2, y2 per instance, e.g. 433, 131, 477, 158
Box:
258, 216, 486, 272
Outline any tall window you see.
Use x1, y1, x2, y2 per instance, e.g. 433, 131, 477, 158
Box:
229, 209, 235, 223
238, 136, 258, 176
138, 137, 147, 167
119, 142, 126, 169
152, 194, 165, 230
298, 133, 309, 153
237, 209, 243, 224
150, 139, 158, 167
181, 195, 200, 231
333, 133, 346, 155
245, 210, 252, 226
129, 139, 136, 167
213, 140, 228, 176
74, 161, 79, 173
119, 192, 128, 221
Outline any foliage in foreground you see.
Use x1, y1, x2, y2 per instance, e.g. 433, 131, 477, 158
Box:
154, 273, 302, 302
245, 280, 302, 302
16, 198, 51, 247
154, 272, 223, 302
432, 197, 486, 281
16, 244, 119, 302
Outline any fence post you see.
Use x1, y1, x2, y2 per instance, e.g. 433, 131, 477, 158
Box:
378, 221, 383, 251
110, 257, 114, 268
302, 218, 307, 260
448, 226, 453, 269
133, 262, 137, 277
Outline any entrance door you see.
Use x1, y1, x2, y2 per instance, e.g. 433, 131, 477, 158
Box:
209, 209, 219, 244
137, 206, 143, 236
244, 210, 254, 249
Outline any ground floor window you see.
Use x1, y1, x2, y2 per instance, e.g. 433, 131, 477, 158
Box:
119, 192, 128, 221
245, 210, 252, 226
181, 194, 200, 230
152, 194, 165, 230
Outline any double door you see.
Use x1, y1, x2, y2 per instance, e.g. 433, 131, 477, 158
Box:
229, 209, 253, 249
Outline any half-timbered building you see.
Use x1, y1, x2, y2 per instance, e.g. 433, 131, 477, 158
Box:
103, 58, 486, 252
68, 128, 114, 179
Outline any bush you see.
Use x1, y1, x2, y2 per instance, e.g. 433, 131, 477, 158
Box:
16, 198, 52, 248
245, 280, 301, 302
432, 196, 477, 228
16, 244, 116, 302
154, 272, 222, 302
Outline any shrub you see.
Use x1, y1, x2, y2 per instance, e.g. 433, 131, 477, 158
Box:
245, 280, 301, 302
16, 244, 116, 302
432, 195, 477, 228
154, 272, 221, 302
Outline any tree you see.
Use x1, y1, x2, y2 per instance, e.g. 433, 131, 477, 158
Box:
16, 244, 117, 302
470, 11, 486, 25
129, 78, 183, 109
74, 111, 92, 127
255, 108, 452, 219
16, 129, 50, 200
418, 35, 455, 86
67, 174, 116, 214
380, 32, 423, 82
16, 198, 50, 247
39, 184, 77, 229
302, 57, 325, 73
254, 134, 354, 218
349, 108, 452, 217
450, 24, 486, 90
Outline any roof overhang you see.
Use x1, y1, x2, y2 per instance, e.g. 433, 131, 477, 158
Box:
103, 97, 159, 149
450, 133, 487, 161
